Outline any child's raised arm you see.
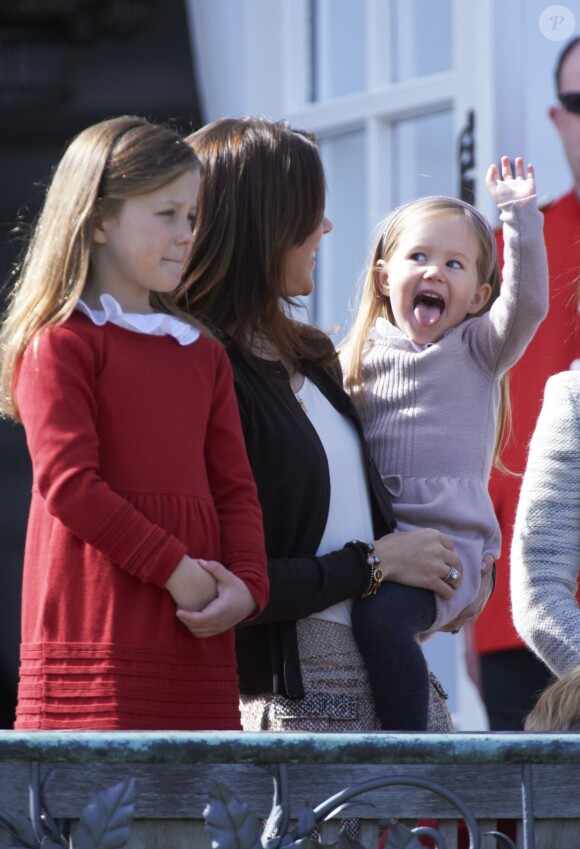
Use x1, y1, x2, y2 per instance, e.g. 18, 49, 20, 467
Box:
486, 155, 536, 206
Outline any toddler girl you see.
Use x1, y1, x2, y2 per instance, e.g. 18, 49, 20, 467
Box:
0, 116, 268, 730
341, 157, 548, 729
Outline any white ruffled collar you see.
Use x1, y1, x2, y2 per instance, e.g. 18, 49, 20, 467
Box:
370, 316, 406, 341
369, 316, 429, 351
370, 316, 440, 351
76, 294, 200, 346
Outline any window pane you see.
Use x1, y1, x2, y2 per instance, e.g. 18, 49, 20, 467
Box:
310, 0, 365, 101
392, 0, 452, 82
393, 110, 455, 204
315, 130, 366, 336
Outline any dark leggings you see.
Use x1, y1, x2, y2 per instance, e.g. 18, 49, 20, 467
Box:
351, 582, 436, 730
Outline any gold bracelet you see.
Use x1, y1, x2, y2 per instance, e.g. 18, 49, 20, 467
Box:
349, 540, 383, 598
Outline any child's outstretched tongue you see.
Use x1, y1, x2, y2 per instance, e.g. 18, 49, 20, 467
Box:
414, 301, 442, 326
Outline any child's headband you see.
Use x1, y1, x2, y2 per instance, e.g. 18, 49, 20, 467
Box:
380, 195, 498, 281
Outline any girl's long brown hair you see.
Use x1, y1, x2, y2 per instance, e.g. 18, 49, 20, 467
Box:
0, 115, 203, 421
177, 116, 336, 370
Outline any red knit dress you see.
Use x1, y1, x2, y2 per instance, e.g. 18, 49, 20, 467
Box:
13, 312, 268, 730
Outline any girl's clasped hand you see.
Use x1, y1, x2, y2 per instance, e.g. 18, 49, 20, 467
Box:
175, 559, 258, 638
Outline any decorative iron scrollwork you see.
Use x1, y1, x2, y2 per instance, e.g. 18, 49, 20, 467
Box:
203, 763, 518, 848
0, 762, 136, 848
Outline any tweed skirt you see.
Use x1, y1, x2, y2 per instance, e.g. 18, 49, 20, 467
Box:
240, 618, 453, 732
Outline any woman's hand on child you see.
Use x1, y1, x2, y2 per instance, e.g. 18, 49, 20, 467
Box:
440, 555, 495, 633
374, 528, 463, 600
176, 559, 257, 638
165, 555, 218, 612
486, 155, 535, 206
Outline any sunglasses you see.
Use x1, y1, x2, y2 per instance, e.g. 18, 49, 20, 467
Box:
559, 92, 580, 114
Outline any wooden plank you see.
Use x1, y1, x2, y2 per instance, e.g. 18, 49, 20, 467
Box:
319, 819, 343, 841
437, 820, 459, 849
0, 762, 522, 819
526, 818, 580, 849
0, 762, 534, 818
2, 761, 580, 845
530, 764, 580, 816
359, 819, 381, 848
125, 820, 211, 849
478, 818, 502, 845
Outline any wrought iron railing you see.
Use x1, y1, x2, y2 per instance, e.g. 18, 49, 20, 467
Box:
0, 732, 578, 848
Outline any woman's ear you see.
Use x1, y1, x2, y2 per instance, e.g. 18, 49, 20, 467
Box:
467, 282, 493, 314
375, 259, 390, 296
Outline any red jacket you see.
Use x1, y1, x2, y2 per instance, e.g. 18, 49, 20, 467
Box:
475, 190, 580, 655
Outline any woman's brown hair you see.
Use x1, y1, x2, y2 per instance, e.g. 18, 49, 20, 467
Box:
177, 116, 335, 369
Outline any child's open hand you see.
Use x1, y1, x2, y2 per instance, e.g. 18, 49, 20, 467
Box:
486, 155, 535, 206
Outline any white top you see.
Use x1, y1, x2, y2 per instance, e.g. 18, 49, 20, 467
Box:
76, 294, 200, 345
295, 376, 375, 626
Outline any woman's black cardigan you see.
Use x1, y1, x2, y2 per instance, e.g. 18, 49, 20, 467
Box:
228, 341, 396, 698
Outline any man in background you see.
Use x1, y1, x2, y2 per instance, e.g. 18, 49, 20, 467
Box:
472, 35, 580, 729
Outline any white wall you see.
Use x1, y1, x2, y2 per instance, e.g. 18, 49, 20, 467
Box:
186, 0, 289, 122
492, 0, 574, 209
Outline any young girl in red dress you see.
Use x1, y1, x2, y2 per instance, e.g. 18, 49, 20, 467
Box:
0, 116, 268, 731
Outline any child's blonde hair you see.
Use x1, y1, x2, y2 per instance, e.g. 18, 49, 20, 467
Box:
523, 667, 580, 847
341, 196, 512, 471
0, 115, 203, 421
524, 667, 580, 732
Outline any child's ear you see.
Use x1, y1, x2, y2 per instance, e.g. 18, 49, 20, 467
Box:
467, 282, 493, 314
375, 259, 390, 296
91, 205, 108, 245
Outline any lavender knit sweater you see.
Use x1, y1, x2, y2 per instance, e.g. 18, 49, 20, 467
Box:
356, 198, 548, 633
511, 370, 580, 676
